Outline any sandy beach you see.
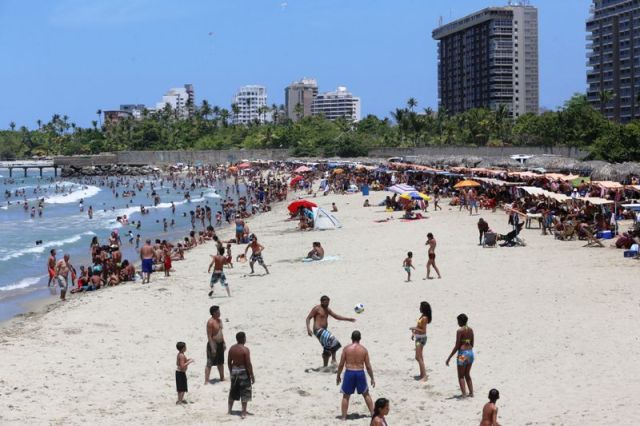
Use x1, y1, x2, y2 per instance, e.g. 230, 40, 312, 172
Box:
1, 190, 639, 425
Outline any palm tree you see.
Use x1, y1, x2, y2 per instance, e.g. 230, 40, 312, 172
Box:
294, 103, 303, 121
91, 120, 98, 131
407, 98, 418, 112
598, 90, 615, 115
220, 108, 230, 128
36, 119, 42, 130
200, 99, 212, 121
231, 103, 240, 125
9, 121, 16, 131
96, 109, 102, 127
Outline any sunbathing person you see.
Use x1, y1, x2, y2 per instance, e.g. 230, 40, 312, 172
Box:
306, 242, 324, 260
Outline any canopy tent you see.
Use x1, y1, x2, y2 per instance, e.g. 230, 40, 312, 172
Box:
287, 199, 317, 214
474, 177, 524, 186
519, 186, 547, 196
387, 184, 417, 194
577, 197, 614, 205
237, 162, 252, 169
312, 207, 342, 230
593, 180, 624, 189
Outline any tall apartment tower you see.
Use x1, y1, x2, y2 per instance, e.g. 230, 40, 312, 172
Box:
587, 0, 640, 122
285, 78, 319, 121
432, 3, 539, 118
311, 86, 361, 121
232, 85, 268, 125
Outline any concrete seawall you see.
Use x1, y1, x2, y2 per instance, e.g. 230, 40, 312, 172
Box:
53, 146, 588, 167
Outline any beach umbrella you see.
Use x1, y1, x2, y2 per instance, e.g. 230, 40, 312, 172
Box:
287, 199, 317, 214
237, 162, 251, 169
453, 179, 481, 189
294, 165, 311, 173
400, 191, 431, 201
333, 168, 345, 174
387, 184, 417, 194
289, 175, 303, 187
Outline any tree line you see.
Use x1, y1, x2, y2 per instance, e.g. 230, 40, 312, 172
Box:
1, 94, 639, 162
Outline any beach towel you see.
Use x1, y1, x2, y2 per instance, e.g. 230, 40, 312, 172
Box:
302, 255, 339, 263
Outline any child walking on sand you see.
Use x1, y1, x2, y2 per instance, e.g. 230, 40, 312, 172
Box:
403, 252, 416, 282
225, 243, 233, 268
175, 342, 194, 404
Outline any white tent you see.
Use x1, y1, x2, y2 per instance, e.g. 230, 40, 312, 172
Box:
312, 207, 342, 230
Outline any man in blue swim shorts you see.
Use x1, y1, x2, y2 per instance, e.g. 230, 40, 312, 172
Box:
336, 330, 375, 420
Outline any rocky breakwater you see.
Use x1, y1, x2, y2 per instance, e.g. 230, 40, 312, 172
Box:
61, 164, 158, 177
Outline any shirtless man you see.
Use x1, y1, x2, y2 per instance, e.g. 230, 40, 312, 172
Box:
205, 305, 226, 384
208, 246, 230, 297
47, 249, 57, 287
227, 332, 254, 419
243, 234, 269, 275
480, 389, 501, 426
336, 330, 375, 420
424, 232, 442, 280
140, 239, 154, 284
306, 295, 356, 366
55, 254, 72, 301
306, 241, 325, 260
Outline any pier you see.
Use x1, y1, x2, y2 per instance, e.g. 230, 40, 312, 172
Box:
0, 160, 58, 178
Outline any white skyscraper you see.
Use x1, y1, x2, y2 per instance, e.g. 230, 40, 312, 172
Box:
232, 85, 268, 125
311, 86, 361, 121
154, 84, 195, 119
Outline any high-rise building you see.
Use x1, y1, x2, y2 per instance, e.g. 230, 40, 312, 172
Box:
232, 85, 268, 125
285, 78, 318, 121
154, 84, 195, 119
587, 0, 640, 122
432, 2, 539, 118
311, 86, 361, 121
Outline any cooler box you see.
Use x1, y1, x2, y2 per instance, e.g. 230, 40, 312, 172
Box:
362, 184, 370, 196
624, 250, 638, 258
597, 230, 614, 239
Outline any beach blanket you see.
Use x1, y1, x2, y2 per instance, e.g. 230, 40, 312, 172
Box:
302, 255, 339, 263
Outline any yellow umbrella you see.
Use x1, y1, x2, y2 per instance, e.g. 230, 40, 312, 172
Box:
453, 179, 481, 189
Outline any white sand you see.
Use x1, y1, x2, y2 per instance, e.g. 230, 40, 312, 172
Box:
1, 192, 639, 425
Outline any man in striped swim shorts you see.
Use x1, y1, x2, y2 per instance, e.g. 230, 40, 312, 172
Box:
306, 295, 355, 367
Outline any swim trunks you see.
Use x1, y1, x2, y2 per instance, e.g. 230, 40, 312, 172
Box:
229, 368, 252, 402
314, 328, 341, 357
404, 266, 411, 273
250, 253, 265, 265
414, 335, 427, 347
341, 369, 368, 395
48, 267, 55, 278
141, 258, 153, 274
206, 341, 225, 367
56, 275, 68, 291
175, 370, 188, 393
457, 349, 474, 367
210, 272, 227, 288
428, 253, 436, 260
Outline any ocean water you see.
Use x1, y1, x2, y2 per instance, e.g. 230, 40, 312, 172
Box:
0, 168, 226, 321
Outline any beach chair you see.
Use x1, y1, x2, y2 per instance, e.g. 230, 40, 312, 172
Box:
483, 232, 497, 248
583, 228, 604, 248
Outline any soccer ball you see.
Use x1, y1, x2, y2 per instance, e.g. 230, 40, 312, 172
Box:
354, 303, 365, 314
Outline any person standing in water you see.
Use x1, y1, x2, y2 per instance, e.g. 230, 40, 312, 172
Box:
410, 301, 431, 381
424, 233, 441, 280
446, 313, 474, 397
47, 249, 56, 287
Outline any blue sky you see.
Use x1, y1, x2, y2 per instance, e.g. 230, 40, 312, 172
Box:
0, 0, 589, 128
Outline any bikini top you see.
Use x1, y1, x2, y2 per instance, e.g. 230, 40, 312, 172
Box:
461, 326, 472, 344
416, 316, 427, 331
